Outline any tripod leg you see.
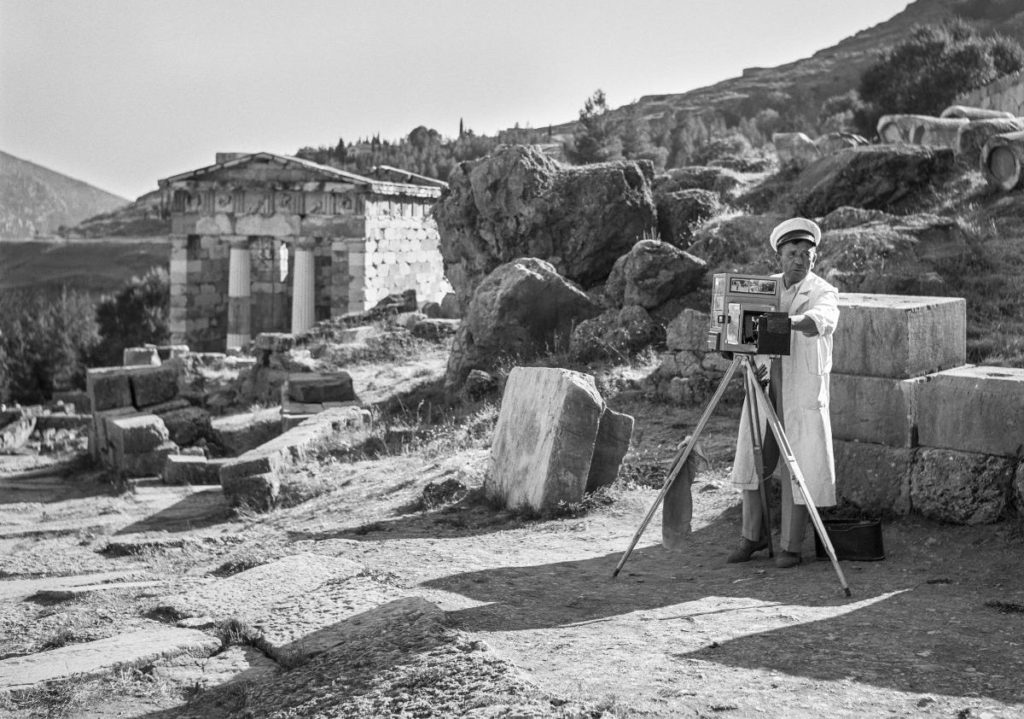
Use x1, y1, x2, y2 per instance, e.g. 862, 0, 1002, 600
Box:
741, 360, 774, 558
612, 356, 742, 578
748, 374, 852, 597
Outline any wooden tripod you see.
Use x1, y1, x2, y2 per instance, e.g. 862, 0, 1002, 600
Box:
611, 354, 852, 597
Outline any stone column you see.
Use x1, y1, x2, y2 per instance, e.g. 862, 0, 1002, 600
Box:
226, 238, 251, 350
291, 237, 316, 334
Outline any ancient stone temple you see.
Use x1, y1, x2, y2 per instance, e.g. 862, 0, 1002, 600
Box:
159, 152, 447, 351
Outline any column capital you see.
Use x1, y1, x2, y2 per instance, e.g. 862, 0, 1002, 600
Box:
228, 236, 251, 250
293, 236, 318, 251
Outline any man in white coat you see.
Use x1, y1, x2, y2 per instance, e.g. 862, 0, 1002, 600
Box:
727, 217, 839, 569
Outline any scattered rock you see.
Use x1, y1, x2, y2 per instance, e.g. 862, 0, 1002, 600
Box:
655, 188, 722, 248
570, 305, 659, 362
604, 239, 707, 309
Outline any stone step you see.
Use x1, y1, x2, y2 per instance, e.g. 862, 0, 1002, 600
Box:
0, 624, 220, 695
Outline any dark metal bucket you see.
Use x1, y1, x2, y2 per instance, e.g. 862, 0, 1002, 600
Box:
814, 518, 885, 561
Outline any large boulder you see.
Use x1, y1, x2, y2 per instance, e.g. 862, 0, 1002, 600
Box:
435, 145, 657, 310
604, 240, 707, 309
445, 258, 601, 387
654, 189, 722, 248
772, 132, 820, 170
653, 166, 742, 198
815, 214, 973, 294
788, 145, 956, 217
569, 305, 659, 362
686, 213, 784, 274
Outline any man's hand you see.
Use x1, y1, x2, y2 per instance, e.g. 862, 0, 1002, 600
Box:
789, 314, 819, 336
755, 363, 769, 389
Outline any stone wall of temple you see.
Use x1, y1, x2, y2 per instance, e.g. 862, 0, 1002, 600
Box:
169, 235, 230, 352
358, 196, 449, 310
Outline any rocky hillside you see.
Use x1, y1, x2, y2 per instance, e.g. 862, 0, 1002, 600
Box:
548, 0, 1024, 136
0, 151, 129, 240
62, 189, 169, 239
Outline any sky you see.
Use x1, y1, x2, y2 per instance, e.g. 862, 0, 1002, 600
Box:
1, 0, 913, 200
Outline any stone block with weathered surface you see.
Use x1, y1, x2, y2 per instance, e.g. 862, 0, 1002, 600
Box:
909, 448, 1015, 524
833, 440, 914, 516
107, 414, 170, 458
833, 294, 965, 379
86, 367, 133, 411
585, 408, 634, 492
219, 407, 372, 508
163, 455, 226, 485
829, 374, 923, 447
915, 366, 1024, 457
487, 367, 605, 511
285, 372, 355, 403
211, 407, 283, 456
129, 365, 180, 407
122, 441, 180, 479
0, 625, 219, 694
123, 346, 161, 366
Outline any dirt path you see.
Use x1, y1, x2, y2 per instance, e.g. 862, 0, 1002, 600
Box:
2, 397, 1024, 718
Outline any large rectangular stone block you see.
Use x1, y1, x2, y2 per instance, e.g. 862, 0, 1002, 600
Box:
87, 368, 133, 411
286, 372, 355, 403
129, 366, 180, 408
829, 373, 922, 447
833, 294, 965, 379
915, 366, 1024, 457
833, 440, 914, 516
107, 414, 170, 459
585, 408, 634, 492
487, 367, 605, 512
211, 407, 283, 456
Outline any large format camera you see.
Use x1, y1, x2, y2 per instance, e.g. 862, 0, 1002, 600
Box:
706, 273, 791, 355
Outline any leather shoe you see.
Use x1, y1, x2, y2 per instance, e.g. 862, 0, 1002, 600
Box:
727, 537, 768, 563
775, 550, 803, 569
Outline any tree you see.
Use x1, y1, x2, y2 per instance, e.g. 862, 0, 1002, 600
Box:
89, 268, 170, 368
857, 20, 1024, 135
565, 89, 622, 164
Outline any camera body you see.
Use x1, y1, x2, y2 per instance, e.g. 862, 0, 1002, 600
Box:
707, 273, 791, 355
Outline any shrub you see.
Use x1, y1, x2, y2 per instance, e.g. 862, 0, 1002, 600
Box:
0, 287, 98, 403
856, 19, 1024, 135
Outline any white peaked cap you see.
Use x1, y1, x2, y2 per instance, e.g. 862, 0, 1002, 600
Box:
769, 217, 822, 251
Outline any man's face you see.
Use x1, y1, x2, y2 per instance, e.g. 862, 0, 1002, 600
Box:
778, 239, 816, 286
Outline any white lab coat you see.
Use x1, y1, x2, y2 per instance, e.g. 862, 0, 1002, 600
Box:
731, 271, 839, 506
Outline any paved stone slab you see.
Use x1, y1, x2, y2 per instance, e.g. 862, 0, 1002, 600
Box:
219, 407, 371, 509
830, 374, 923, 447
488, 367, 605, 512
157, 553, 368, 655
33, 580, 165, 601
0, 625, 219, 694
833, 440, 914, 516
910, 448, 1015, 524
916, 366, 1024, 457
833, 294, 965, 379
0, 571, 144, 602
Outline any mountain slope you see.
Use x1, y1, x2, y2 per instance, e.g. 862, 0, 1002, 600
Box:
0, 151, 129, 240
550, 0, 1022, 135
